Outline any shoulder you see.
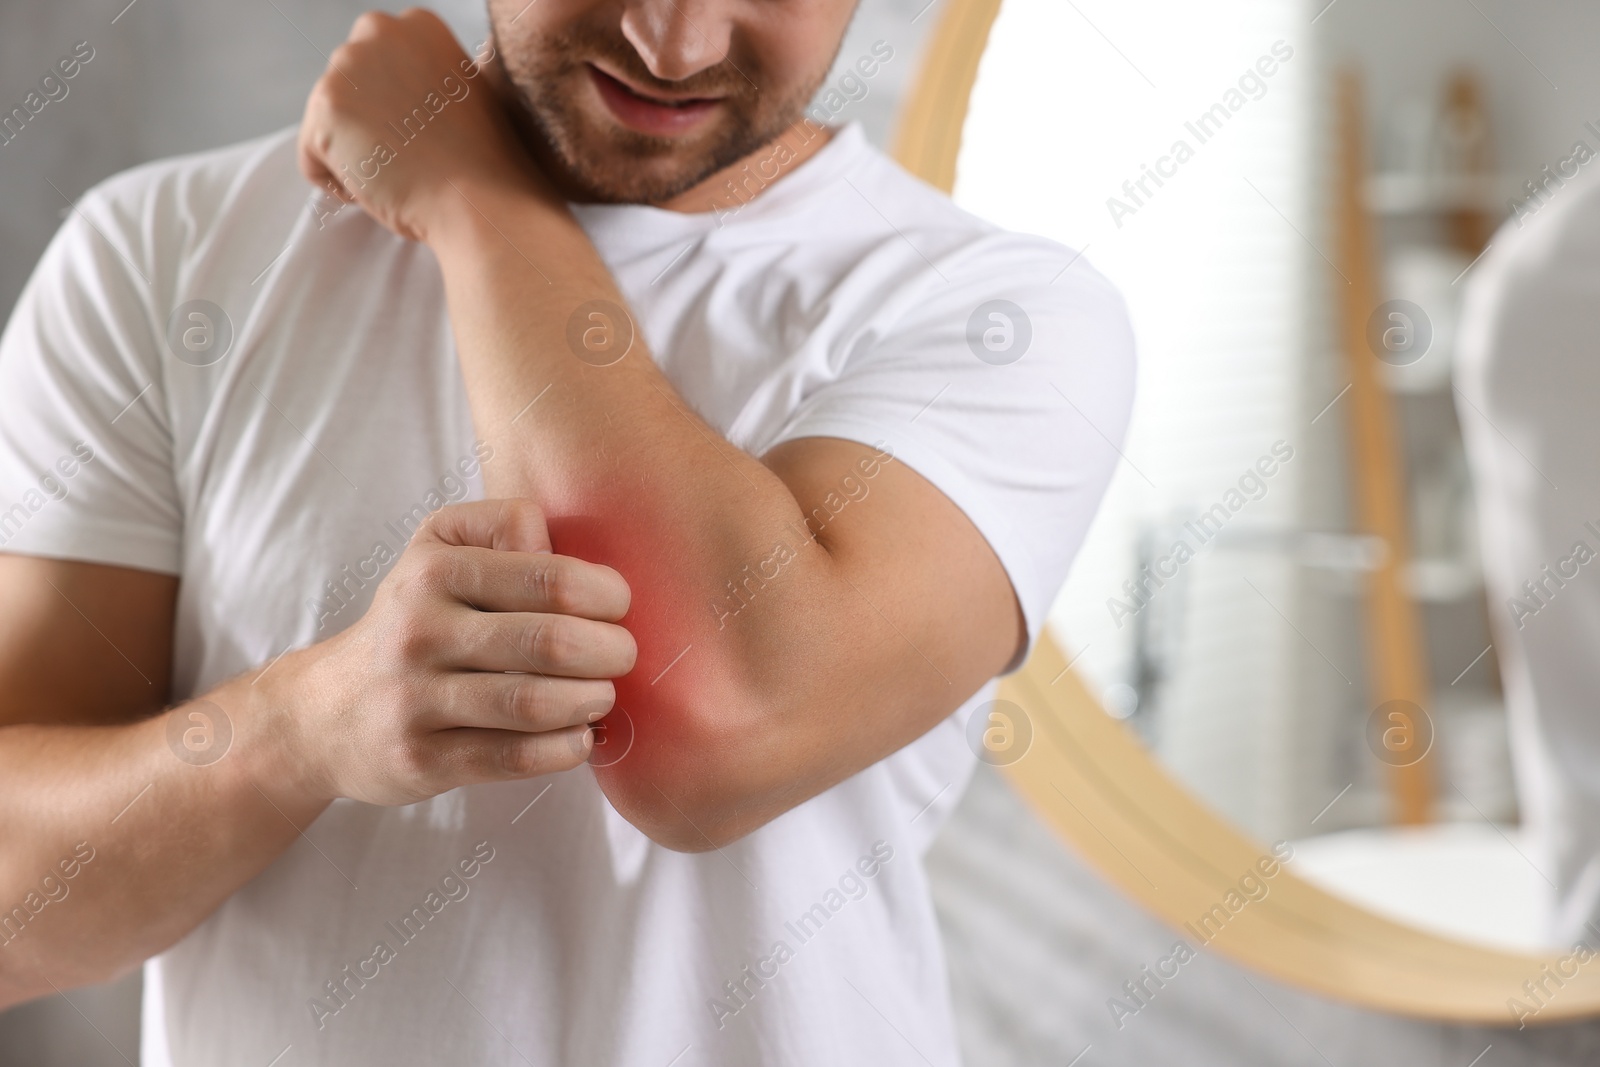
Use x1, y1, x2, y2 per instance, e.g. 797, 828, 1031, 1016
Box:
823, 138, 1134, 388
60, 125, 312, 284
83, 123, 305, 223
837, 131, 1131, 334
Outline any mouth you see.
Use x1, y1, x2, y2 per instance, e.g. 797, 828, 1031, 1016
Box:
586, 63, 724, 137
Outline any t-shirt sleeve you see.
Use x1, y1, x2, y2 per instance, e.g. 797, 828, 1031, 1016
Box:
762, 232, 1136, 674
0, 185, 182, 574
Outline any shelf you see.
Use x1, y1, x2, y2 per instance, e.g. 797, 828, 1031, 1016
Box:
1405, 556, 1482, 602
1381, 356, 1453, 395
1365, 171, 1511, 215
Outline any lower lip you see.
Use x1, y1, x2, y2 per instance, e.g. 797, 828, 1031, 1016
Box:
588, 65, 721, 137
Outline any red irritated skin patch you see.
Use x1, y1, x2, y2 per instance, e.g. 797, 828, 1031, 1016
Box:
544, 505, 772, 840
529, 443, 910, 847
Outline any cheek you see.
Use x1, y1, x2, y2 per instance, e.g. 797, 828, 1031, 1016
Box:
485, 3, 581, 86
489, 0, 586, 32
743, 7, 856, 94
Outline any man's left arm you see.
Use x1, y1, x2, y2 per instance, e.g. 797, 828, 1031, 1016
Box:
299, 11, 1074, 850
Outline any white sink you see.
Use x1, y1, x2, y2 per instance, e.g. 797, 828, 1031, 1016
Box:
1289, 822, 1558, 953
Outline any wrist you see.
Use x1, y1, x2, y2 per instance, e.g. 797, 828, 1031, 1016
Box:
213, 644, 339, 813
419, 168, 576, 259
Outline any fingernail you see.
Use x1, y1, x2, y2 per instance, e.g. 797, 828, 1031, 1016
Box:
588, 708, 606, 722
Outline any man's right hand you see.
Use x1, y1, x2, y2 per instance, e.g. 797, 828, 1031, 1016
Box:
0, 497, 633, 1008
261, 497, 636, 806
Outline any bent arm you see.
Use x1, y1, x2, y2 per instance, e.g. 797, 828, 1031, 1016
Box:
428, 183, 1024, 850
288, 8, 1030, 849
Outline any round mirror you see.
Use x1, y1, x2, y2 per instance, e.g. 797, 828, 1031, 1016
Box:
898, 0, 1600, 1029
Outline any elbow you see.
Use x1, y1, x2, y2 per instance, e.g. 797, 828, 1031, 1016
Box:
0, 938, 135, 1011
590, 729, 763, 854
590, 676, 790, 853
590, 570, 822, 851
592, 783, 750, 854
627, 807, 743, 855
609, 793, 786, 854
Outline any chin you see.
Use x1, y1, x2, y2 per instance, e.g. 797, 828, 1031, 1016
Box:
562, 134, 720, 204
516, 88, 776, 205
558, 120, 755, 204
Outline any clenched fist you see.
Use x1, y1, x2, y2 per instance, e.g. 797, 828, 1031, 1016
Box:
296, 8, 551, 243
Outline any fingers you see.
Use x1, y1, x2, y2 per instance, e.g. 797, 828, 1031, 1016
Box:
297, 98, 338, 196
297, 70, 359, 202
396, 7, 454, 35
348, 9, 394, 43
413, 544, 630, 621
420, 498, 553, 555
439, 606, 638, 678
408, 498, 632, 620
427, 724, 595, 786
425, 673, 615, 732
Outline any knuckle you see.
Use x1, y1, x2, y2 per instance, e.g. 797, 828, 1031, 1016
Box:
527, 558, 567, 612
394, 738, 434, 784
524, 616, 569, 668
351, 10, 391, 36
412, 508, 444, 546
400, 6, 438, 27
316, 80, 352, 116
505, 498, 550, 544
505, 678, 543, 729
510, 497, 546, 525
388, 615, 432, 662
413, 548, 462, 596
497, 737, 540, 778
327, 43, 359, 78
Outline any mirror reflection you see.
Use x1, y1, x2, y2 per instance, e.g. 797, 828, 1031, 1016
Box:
955, 0, 1589, 959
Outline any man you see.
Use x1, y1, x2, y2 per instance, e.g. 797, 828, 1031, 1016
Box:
0, 3, 1133, 1063
1457, 158, 1600, 949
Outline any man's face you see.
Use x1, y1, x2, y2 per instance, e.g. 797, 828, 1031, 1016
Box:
486, 0, 857, 205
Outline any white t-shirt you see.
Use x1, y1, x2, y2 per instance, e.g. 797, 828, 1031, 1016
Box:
1456, 163, 1600, 946
0, 120, 1134, 1066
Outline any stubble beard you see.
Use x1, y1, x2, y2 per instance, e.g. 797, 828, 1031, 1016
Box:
492, 24, 833, 205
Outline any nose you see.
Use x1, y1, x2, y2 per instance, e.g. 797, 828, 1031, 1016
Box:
618, 0, 734, 83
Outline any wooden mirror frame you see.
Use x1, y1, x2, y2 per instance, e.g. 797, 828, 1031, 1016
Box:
888, 0, 1600, 1024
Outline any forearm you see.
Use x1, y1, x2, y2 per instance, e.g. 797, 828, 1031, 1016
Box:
0, 671, 325, 1007
430, 180, 810, 558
